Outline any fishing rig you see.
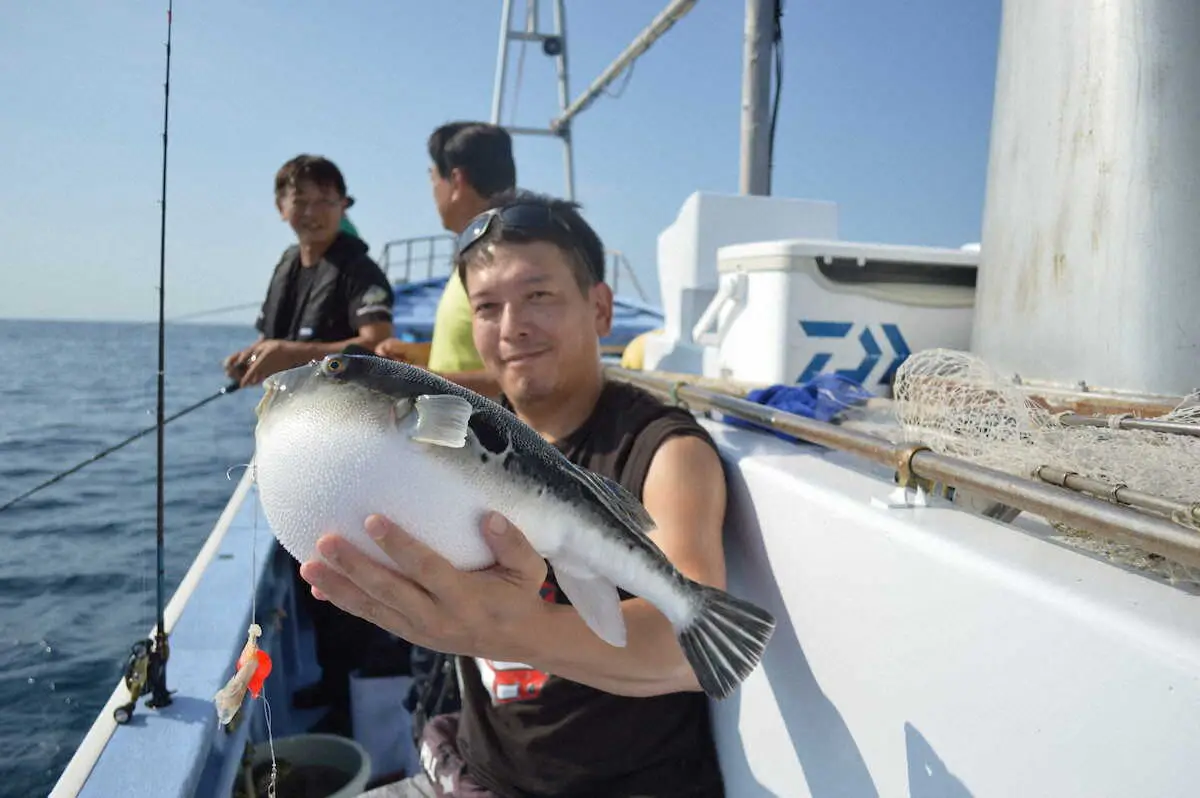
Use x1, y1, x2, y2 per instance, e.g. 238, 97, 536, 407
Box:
118, 0, 177, 724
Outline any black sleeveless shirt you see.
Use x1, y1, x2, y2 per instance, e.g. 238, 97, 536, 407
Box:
455, 380, 726, 798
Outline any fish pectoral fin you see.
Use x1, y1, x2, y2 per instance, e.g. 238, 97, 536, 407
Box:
411, 394, 473, 448
550, 560, 627, 648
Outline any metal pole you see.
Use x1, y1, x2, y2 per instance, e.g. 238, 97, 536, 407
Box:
739, 0, 773, 195
912, 452, 1200, 571
549, 0, 699, 133
1033, 466, 1200, 524
552, 0, 575, 200
490, 0, 515, 124
1056, 413, 1200, 439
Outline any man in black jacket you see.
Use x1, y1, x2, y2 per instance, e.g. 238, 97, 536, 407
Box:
224, 154, 396, 733
224, 154, 394, 387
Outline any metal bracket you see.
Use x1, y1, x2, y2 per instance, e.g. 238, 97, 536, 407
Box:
1175, 503, 1200, 532
893, 443, 933, 492
667, 380, 690, 410
873, 443, 936, 509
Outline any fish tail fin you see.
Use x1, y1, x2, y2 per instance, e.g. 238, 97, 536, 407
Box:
677, 582, 776, 701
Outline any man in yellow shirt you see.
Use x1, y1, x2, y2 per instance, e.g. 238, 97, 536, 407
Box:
426, 268, 483, 372
376, 121, 515, 398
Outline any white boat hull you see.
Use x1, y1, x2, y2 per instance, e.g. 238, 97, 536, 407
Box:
706, 420, 1200, 798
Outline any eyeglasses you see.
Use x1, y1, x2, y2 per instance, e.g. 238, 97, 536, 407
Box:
454, 203, 573, 260
286, 196, 342, 213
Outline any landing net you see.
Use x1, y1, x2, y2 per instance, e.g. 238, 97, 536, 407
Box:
889, 348, 1200, 585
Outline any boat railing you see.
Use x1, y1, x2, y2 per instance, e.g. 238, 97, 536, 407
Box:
378, 234, 457, 284
603, 366, 1200, 573
378, 234, 651, 303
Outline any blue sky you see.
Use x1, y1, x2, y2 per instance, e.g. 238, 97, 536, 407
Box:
0, 0, 1000, 323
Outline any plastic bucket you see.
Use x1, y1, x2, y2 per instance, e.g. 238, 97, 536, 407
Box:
245, 733, 371, 798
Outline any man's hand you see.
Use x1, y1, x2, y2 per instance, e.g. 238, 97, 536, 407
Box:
223, 348, 253, 379
239, 339, 307, 387
299, 512, 549, 661
375, 338, 432, 366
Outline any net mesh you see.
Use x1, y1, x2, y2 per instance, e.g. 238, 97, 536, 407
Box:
892, 349, 1200, 503
885, 348, 1200, 586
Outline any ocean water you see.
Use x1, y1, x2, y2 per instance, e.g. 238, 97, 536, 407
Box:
0, 319, 263, 797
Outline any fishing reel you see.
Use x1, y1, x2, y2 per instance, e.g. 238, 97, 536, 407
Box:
113, 634, 173, 724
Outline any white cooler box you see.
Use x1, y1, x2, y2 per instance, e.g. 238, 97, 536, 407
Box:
693, 239, 979, 394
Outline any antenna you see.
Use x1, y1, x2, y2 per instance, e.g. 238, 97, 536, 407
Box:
489, 0, 700, 202
491, 0, 577, 200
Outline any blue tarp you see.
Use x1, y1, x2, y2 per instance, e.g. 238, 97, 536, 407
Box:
723, 373, 874, 442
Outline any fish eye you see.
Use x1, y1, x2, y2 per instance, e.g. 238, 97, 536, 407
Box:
323, 356, 346, 375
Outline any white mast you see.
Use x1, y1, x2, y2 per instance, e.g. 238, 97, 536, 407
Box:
739, 0, 775, 195
972, 0, 1200, 396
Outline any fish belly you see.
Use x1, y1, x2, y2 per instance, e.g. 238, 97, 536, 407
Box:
254, 414, 569, 573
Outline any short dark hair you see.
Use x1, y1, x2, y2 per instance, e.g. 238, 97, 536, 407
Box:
428, 122, 517, 198
454, 190, 607, 293
274, 154, 349, 201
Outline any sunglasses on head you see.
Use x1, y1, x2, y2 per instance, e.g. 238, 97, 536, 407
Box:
454, 203, 575, 259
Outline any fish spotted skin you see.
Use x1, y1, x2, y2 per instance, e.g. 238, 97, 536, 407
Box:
254, 353, 777, 700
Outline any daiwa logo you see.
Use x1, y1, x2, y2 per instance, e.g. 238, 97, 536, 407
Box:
797, 321, 911, 385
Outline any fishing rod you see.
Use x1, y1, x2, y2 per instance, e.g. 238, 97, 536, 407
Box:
146, 0, 176, 717
112, 0, 179, 724
0, 382, 239, 515
168, 300, 261, 323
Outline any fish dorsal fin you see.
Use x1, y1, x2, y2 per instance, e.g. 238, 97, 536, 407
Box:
571, 465, 656, 535
411, 394, 474, 448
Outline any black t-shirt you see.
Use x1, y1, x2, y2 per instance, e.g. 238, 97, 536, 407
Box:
455, 380, 726, 798
273, 261, 319, 341
254, 232, 394, 343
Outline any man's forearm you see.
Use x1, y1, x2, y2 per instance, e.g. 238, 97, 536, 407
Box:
514, 597, 700, 697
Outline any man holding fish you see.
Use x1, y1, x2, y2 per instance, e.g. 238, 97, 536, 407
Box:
275, 192, 766, 796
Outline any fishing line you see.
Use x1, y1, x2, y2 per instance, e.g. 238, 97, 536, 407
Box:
0, 382, 240, 514
250, 479, 259, 647
250, 472, 277, 798
262, 697, 278, 798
